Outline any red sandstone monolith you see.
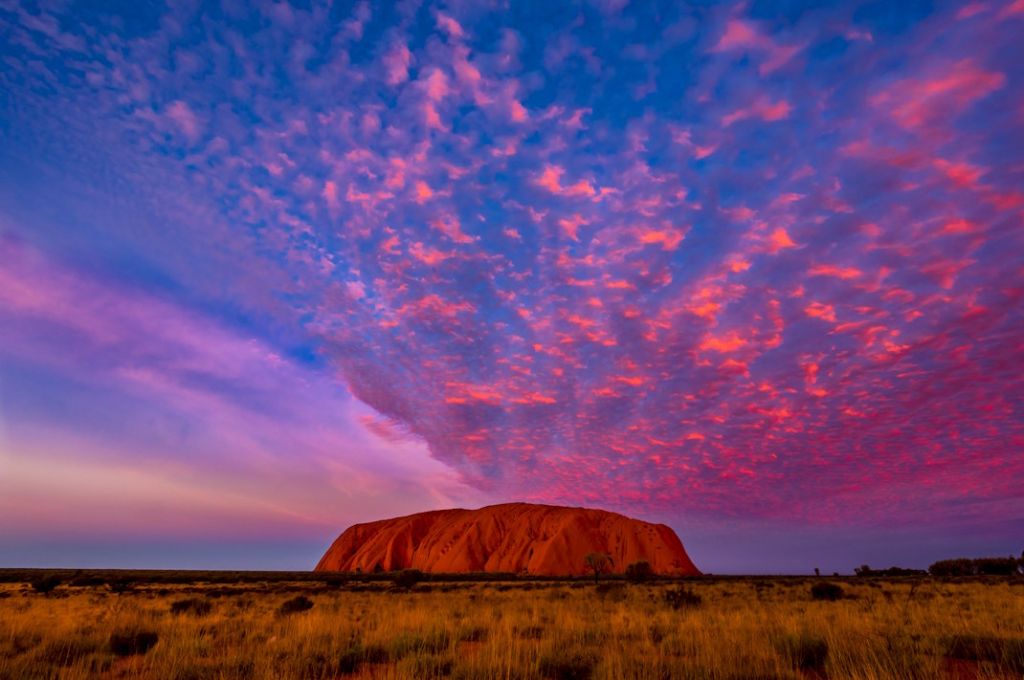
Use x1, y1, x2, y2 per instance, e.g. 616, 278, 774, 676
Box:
315, 502, 700, 576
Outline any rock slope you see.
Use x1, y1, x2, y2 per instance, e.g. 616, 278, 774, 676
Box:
315, 503, 700, 576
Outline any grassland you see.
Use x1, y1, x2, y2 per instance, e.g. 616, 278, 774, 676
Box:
1, 571, 1022, 679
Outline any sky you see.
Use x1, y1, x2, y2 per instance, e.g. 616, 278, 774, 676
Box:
0, 0, 1022, 574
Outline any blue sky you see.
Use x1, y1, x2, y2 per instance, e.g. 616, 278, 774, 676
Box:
1, 0, 1022, 573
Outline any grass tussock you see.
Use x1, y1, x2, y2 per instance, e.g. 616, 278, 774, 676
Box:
276, 595, 314, 615
809, 581, 845, 601
169, 597, 213, 616
0, 577, 1021, 679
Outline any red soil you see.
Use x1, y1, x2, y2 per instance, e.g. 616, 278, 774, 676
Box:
315, 502, 700, 577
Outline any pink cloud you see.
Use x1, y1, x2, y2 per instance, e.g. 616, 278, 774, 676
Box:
809, 264, 862, 280
382, 41, 413, 86
872, 59, 1005, 130
435, 12, 465, 40
533, 164, 598, 197
765, 227, 798, 253
430, 214, 475, 244
722, 96, 792, 126
711, 18, 804, 75
414, 180, 434, 203
165, 100, 200, 143
637, 228, 686, 251
422, 68, 451, 101
322, 180, 340, 212
805, 302, 837, 322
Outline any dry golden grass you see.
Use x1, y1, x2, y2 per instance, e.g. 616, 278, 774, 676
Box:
1, 577, 1022, 679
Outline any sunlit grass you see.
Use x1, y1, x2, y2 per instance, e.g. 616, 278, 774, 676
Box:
0, 577, 1021, 679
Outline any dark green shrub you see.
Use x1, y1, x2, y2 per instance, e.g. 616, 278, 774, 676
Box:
947, 634, 1024, 675
779, 633, 829, 670
810, 582, 844, 601
945, 634, 1024, 671
625, 560, 653, 583
648, 625, 665, 645
277, 595, 314, 615
4, 631, 42, 657
388, 630, 452, 658
107, 578, 134, 593
393, 569, 424, 590
336, 643, 391, 674
170, 598, 213, 615
109, 630, 159, 656
35, 638, 100, 666
538, 648, 598, 680
457, 625, 488, 642
595, 582, 626, 602
946, 634, 1003, 662
407, 654, 455, 677
31, 575, 62, 594
663, 586, 702, 610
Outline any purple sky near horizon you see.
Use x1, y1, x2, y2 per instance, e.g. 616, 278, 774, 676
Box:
1, 0, 1022, 574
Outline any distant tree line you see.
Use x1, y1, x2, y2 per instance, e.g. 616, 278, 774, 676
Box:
854, 565, 927, 577
928, 555, 1022, 577
854, 552, 1023, 577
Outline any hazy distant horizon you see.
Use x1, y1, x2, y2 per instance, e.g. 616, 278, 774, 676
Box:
4, 514, 1021, 575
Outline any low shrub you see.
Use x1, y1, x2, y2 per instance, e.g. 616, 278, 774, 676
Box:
779, 632, 829, 670
109, 630, 159, 657
277, 595, 314, 615
3, 631, 42, 657
595, 582, 627, 602
663, 586, 702, 610
107, 578, 134, 594
31, 575, 62, 594
538, 647, 598, 680
945, 635, 1024, 671
388, 629, 452, 658
35, 638, 101, 666
393, 569, 424, 590
337, 643, 390, 674
625, 560, 653, 583
170, 597, 213, 615
810, 582, 844, 601
457, 625, 488, 643
406, 653, 455, 677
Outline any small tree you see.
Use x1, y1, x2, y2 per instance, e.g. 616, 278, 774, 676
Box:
584, 553, 613, 584
31, 575, 62, 594
625, 560, 654, 583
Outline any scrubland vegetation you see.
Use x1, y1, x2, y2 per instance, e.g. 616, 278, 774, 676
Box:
1, 571, 1022, 679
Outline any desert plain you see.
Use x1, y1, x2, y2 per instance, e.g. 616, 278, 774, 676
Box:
1, 569, 1022, 680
